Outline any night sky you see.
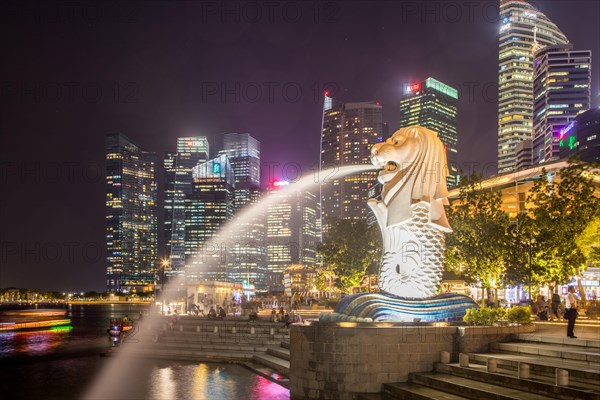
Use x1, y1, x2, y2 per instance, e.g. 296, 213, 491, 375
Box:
1, 0, 598, 292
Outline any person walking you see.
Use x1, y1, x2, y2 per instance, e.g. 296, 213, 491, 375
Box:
565, 286, 579, 338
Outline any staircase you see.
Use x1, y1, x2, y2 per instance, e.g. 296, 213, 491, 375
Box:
361, 333, 600, 400
245, 340, 291, 388
122, 317, 290, 366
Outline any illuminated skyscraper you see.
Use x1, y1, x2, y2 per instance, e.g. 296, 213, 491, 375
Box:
266, 183, 320, 291
219, 133, 267, 289
320, 97, 382, 232
105, 133, 157, 292
164, 137, 209, 275
399, 77, 459, 187
221, 133, 260, 188
533, 44, 591, 164
558, 108, 600, 164
498, 0, 569, 173
184, 155, 234, 281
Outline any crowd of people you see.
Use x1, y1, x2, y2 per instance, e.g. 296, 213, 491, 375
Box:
270, 307, 302, 326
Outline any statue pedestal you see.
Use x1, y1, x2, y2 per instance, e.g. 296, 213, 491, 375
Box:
321, 292, 478, 323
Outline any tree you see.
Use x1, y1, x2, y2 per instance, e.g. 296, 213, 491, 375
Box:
527, 162, 600, 301
575, 216, 600, 266
317, 218, 381, 293
445, 174, 511, 305
504, 213, 545, 299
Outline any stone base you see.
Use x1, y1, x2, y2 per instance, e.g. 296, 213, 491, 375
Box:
289, 321, 535, 400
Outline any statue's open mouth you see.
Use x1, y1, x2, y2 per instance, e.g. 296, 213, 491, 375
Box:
384, 161, 397, 172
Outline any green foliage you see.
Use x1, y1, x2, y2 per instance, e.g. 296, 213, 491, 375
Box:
527, 162, 600, 287
504, 213, 544, 289
317, 218, 381, 293
318, 297, 340, 308
463, 306, 506, 326
575, 216, 600, 266
445, 174, 510, 291
506, 306, 532, 325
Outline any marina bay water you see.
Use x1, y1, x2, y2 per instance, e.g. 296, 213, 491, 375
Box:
0, 303, 147, 358
0, 304, 289, 399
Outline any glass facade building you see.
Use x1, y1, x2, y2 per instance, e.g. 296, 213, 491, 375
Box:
105, 133, 157, 292
399, 77, 459, 187
266, 186, 320, 291
164, 137, 209, 275
184, 155, 234, 281
320, 97, 383, 232
219, 133, 267, 289
498, 0, 569, 173
558, 107, 600, 163
533, 44, 591, 164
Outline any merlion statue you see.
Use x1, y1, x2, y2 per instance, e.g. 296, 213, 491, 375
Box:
368, 126, 451, 298
321, 126, 477, 323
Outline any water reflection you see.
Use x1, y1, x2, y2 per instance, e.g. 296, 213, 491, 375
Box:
145, 362, 289, 400
0, 326, 72, 356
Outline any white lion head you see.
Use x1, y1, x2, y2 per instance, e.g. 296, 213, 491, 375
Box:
370, 126, 451, 231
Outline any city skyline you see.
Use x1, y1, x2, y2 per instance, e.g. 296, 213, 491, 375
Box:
1, 0, 599, 291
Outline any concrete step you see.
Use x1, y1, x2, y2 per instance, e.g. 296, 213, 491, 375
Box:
436, 363, 600, 400
158, 335, 283, 346
252, 353, 290, 375
242, 362, 290, 389
267, 346, 290, 361
355, 393, 387, 400
491, 342, 600, 364
160, 329, 289, 339
513, 334, 600, 349
411, 372, 552, 400
145, 341, 268, 353
166, 318, 290, 329
468, 353, 600, 389
121, 347, 255, 362
281, 340, 290, 349
384, 382, 470, 399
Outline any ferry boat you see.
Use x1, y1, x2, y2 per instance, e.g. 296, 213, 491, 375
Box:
107, 319, 133, 337
0, 309, 71, 332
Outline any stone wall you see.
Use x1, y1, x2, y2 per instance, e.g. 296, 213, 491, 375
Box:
289, 322, 536, 400
289, 322, 456, 400
457, 324, 536, 354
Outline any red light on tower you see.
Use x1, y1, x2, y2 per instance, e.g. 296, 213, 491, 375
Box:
324, 90, 329, 96
272, 180, 290, 188
409, 83, 421, 92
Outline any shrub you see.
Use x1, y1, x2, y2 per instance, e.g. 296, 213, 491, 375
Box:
506, 305, 532, 325
318, 298, 340, 309
328, 298, 340, 309
463, 306, 507, 326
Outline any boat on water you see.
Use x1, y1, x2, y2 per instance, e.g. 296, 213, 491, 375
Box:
0, 309, 71, 332
107, 318, 135, 347
107, 319, 133, 337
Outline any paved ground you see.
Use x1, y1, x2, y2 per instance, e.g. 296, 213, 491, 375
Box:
533, 318, 600, 340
